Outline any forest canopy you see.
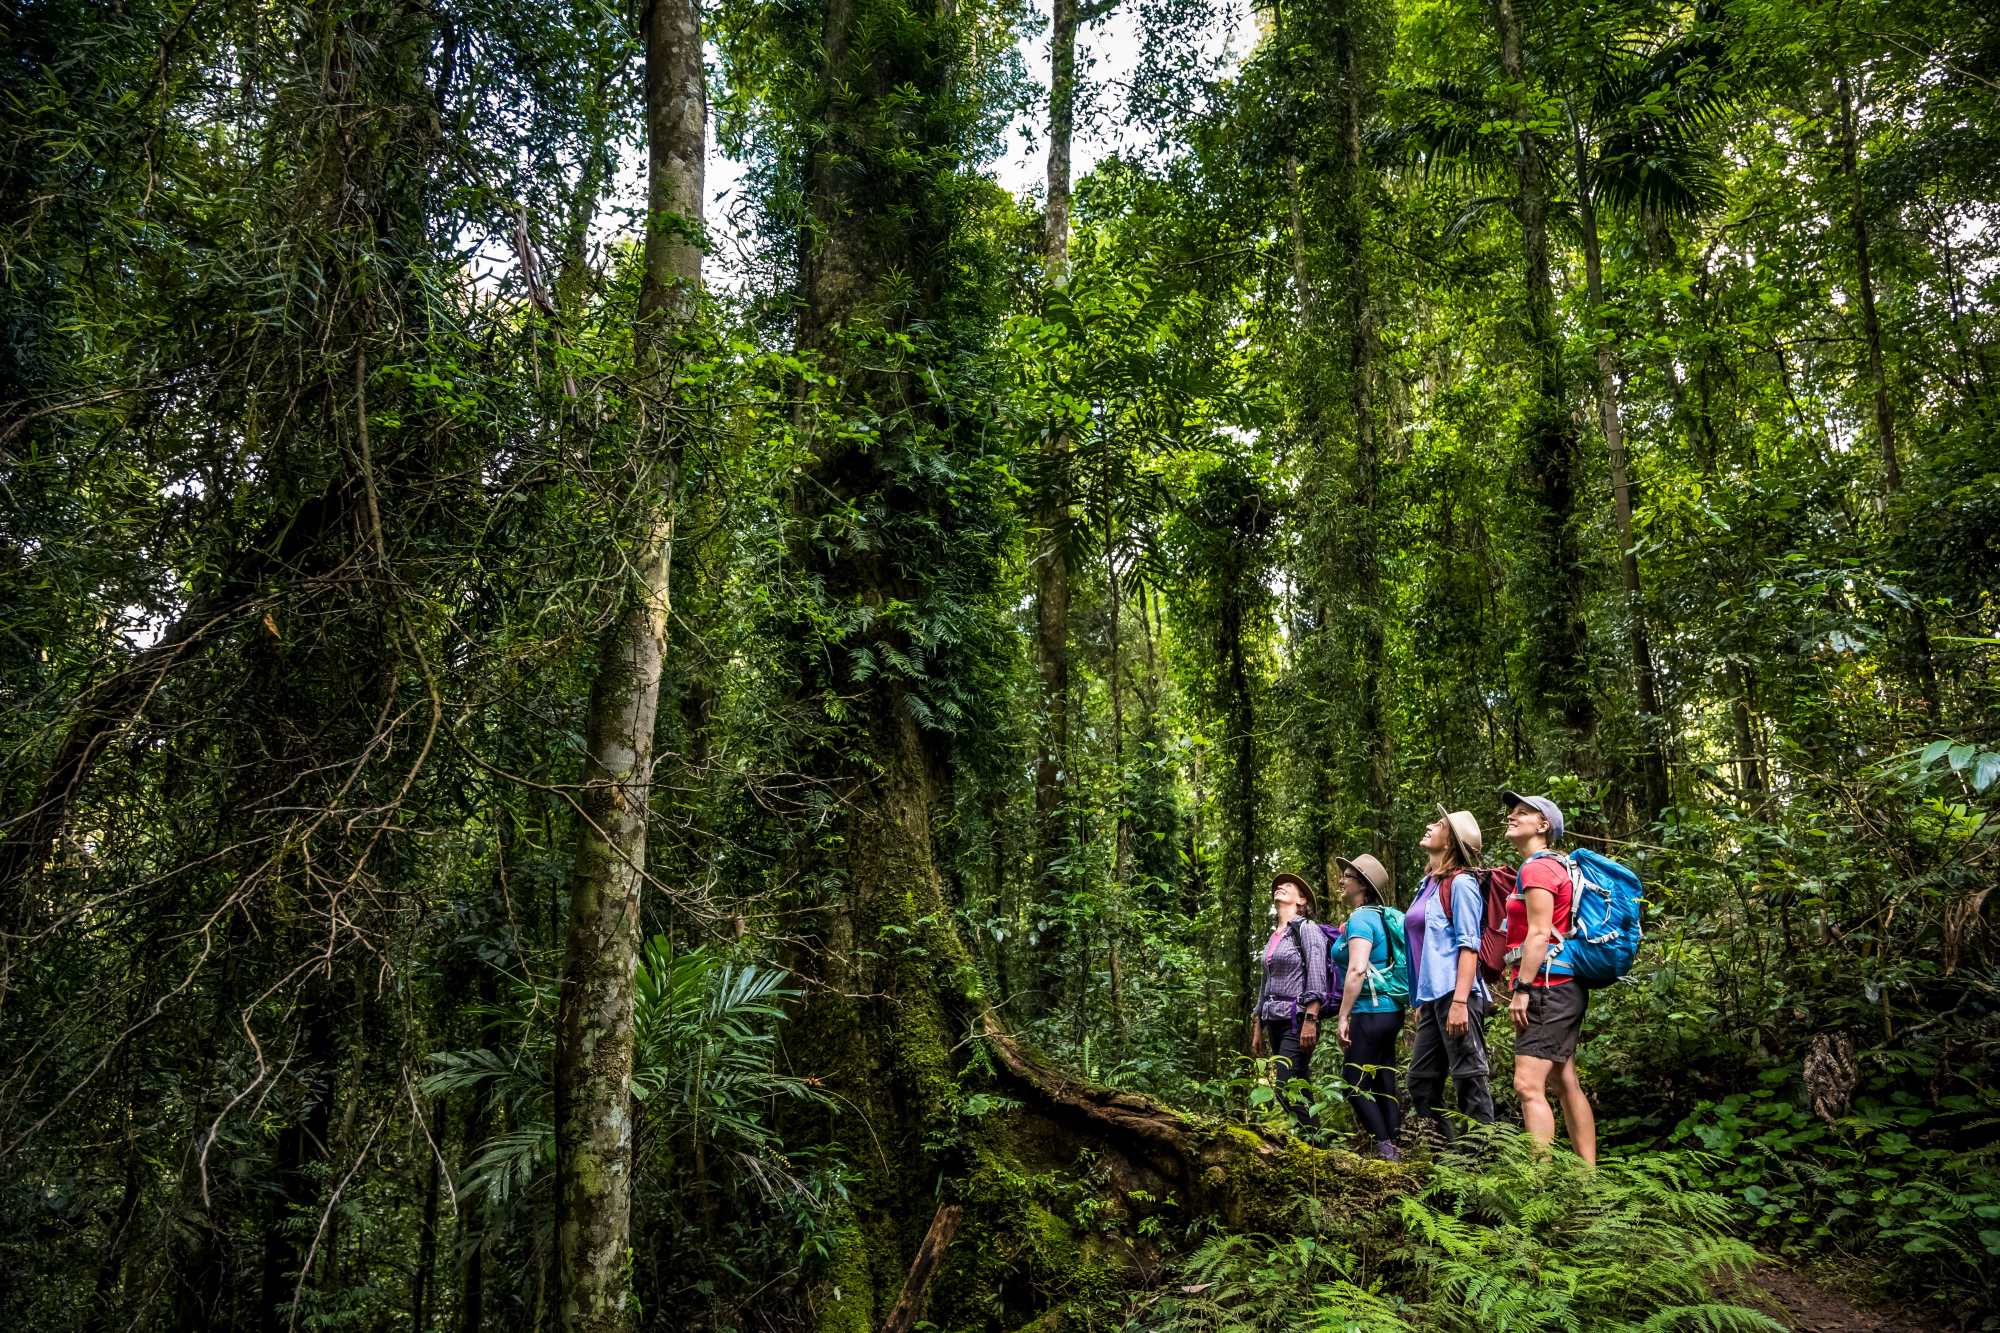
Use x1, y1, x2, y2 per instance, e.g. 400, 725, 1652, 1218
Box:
3, 0, 1997, 1329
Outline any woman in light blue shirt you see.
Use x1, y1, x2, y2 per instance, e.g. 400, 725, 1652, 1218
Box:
1402, 808, 1497, 1138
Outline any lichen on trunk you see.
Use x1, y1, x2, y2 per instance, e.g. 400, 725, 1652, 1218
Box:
552, 0, 705, 1328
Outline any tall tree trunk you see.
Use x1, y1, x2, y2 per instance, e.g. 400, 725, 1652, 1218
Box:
411, 1096, 446, 1332
1223, 572, 1259, 1040
1046, 0, 1078, 286
1107, 503, 1130, 890
456, 1080, 487, 1333
1835, 68, 1899, 496
1645, 210, 1764, 803
552, 0, 703, 1328
1332, 0, 1394, 867
85, 1021, 149, 1333
777, 5, 1398, 1324
1494, 0, 1595, 761
1573, 124, 1669, 823
1835, 68, 1941, 722
1031, 0, 1081, 1015
259, 979, 338, 1332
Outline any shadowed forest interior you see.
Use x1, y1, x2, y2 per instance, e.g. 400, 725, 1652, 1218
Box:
4, 0, 1999, 1328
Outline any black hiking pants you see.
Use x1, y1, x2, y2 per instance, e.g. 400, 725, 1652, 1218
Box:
1342, 1009, 1405, 1145
1263, 1018, 1318, 1131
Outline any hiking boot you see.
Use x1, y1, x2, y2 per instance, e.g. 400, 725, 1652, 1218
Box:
1375, 1139, 1402, 1161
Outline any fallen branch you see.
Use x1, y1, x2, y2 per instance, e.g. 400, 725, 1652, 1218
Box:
879, 1202, 962, 1333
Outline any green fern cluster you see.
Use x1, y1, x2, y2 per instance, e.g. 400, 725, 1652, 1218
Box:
422, 938, 827, 1207
1130, 1232, 1411, 1333
1402, 1132, 1783, 1332
1131, 1136, 1783, 1333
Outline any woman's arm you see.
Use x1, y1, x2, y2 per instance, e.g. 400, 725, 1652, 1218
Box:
1297, 923, 1327, 1051
1336, 936, 1371, 1045
1447, 874, 1480, 1036
1299, 922, 1329, 1016
1510, 885, 1557, 1030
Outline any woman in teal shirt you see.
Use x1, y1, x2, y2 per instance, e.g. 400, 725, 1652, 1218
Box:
1331, 853, 1408, 1159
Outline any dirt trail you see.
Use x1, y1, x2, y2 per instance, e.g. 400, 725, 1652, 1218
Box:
1741, 1263, 1940, 1333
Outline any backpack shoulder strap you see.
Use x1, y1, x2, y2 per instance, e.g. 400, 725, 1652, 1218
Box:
1520, 850, 1572, 883
1367, 907, 1401, 966
1436, 869, 1477, 924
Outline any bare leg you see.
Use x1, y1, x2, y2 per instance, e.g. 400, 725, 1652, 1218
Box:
1513, 1054, 1557, 1145
1556, 1058, 1597, 1165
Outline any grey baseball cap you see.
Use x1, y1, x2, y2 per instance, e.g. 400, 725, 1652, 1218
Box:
1502, 790, 1565, 843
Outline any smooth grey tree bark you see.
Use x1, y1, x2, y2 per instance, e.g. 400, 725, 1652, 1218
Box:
552, 0, 704, 1327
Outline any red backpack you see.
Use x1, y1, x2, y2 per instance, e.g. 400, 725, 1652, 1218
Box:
1433, 866, 1516, 986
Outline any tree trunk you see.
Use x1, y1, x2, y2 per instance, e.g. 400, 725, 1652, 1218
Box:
1835, 68, 1940, 720
780, 6, 1403, 1325
1332, 0, 1394, 867
457, 1088, 487, 1333
1494, 0, 1595, 760
551, 0, 703, 1328
1835, 68, 1899, 496
1031, 0, 1080, 1016
1109, 535, 1130, 889
1223, 572, 1259, 1038
1572, 124, 1669, 823
258, 979, 338, 1333
1644, 210, 1764, 804
1046, 0, 1078, 285
411, 1096, 446, 1331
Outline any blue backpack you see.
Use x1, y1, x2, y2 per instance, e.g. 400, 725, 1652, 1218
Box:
1544, 848, 1644, 987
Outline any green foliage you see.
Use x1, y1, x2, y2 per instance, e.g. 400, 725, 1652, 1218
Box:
1673, 1071, 2000, 1308
1135, 1231, 1405, 1333
1403, 1135, 1779, 1332
1132, 1138, 1778, 1333
7, 0, 2000, 1326
424, 940, 825, 1206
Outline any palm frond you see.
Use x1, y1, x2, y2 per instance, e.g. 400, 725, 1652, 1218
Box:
1374, 79, 1514, 185
1591, 126, 1727, 220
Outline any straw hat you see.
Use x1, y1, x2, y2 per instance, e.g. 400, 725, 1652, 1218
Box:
1334, 853, 1392, 904
1435, 806, 1484, 866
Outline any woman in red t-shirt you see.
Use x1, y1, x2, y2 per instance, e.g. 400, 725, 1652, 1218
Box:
1501, 791, 1598, 1164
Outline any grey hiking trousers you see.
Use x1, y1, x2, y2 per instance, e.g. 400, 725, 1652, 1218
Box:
1406, 993, 1496, 1137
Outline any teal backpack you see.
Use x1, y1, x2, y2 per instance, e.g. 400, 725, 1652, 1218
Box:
1344, 905, 1410, 1007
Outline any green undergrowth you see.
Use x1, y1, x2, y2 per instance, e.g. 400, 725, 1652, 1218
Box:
1671, 1064, 2000, 1319
1114, 1133, 1782, 1333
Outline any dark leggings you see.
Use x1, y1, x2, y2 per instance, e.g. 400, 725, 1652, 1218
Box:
1262, 1019, 1318, 1131
1343, 1009, 1405, 1143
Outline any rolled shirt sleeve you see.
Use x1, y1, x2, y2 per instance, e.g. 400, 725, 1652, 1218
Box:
1446, 873, 1483, 956
1298, 920, 1330, 1008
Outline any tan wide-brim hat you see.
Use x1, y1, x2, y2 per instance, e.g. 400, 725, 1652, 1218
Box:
1334, 853, 1391, 904
1436, 805, 1484, 865
1271, 871, 1316, 911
